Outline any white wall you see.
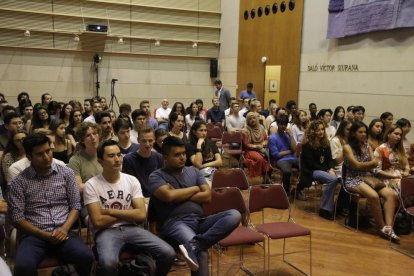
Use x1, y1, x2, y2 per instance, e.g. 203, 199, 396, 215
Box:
299, 0, 414, 140
217, 0, 239, 98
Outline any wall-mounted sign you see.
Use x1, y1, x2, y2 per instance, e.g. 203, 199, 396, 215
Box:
307, 64, 359, 72
269, 80, 278, 92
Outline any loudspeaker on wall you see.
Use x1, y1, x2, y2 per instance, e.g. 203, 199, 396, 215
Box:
210, 59, 218, 78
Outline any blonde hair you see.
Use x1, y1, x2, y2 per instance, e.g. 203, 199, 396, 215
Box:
384, 124, 407, 168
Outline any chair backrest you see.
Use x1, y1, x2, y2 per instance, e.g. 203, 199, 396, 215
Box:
221, 131, 242, 145
207, 122, 224, 132
400, 176, 414, 208
203, 187, 247, 225
207, 126, 222, 140
248, 184, 290, 213
211, 168, 249, 190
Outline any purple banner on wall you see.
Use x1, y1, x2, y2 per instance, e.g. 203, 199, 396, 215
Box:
327, 0, 414, 38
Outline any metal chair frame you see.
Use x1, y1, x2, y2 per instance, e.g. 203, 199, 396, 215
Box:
390, 176, 414, 258
203, 187, 265, 275
248, 184, 312, 275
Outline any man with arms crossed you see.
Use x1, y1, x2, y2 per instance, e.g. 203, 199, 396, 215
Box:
8, 133, 93, 276
84, 140, 175, 276
148, 136, 241, 275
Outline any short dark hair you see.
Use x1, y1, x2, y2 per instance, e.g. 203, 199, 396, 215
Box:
396, 118, 411, 128
19, 99, 32, 114
139, 100, 150, 109
95, 111, 111, 124
2, 105, 17, 117
162, 136, 185, 155
380, 112, 393, 120
4, 112, 21, 125
131, 109, 147, 122
276, 114, 289, 125
352, 106, 365, 114
247, 82, 253, 88
23, 133, 50, 157
97, 139, 119, 160
347, 105, 355, 112
214, 79, 222, 85
268, 99, 276, 105
119, 103, 132, 114
195, 99, 203, 106
317, 108, 333, 118
41, 93, 51, 103
47, 101, 60, 115
17, 92, 29, 102
112, 118, 131, 134
309, 103, 316, 108
285, 100, 297, 110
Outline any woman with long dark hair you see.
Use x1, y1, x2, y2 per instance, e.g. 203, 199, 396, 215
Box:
31, 106, 51, 133
185, 102, 204, 130
186, 120, 222, 170
300, 120, 338, 220
1, 129, 27, 187
330, 106, 345, 130
343, 121, 399, 243
367, 119, 384, 151
168, 112, 187, 143
60, 103, 73, 127
380, 112, 394, 134
330, 119, 352, 176
50, 119, 73, 163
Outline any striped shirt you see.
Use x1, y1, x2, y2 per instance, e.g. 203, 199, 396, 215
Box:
8, 161, 81, 232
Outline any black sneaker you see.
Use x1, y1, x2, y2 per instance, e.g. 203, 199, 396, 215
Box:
178, 242, 199, 271
295, 190, 306, 201
319, 208, 334, 221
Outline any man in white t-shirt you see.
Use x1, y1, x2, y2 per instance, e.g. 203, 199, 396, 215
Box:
155, 99, 171, 130
225, 102, 245, 132
83, 140, 175, 276
83, 101, 102, 124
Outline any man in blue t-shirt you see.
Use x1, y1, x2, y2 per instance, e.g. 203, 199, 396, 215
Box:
148, 136, 241, 274
122, 127, 163, 197
239, 82, 256, 100
268, 115, 301, 197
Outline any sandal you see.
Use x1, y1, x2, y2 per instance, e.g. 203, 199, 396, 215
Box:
379, 226, 400, 244
389, 229, 400, 244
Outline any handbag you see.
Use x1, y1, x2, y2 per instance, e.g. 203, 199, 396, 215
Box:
362, 176, 386, 191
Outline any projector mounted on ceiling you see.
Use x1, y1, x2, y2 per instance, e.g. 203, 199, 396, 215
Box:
87, 24, 108, 32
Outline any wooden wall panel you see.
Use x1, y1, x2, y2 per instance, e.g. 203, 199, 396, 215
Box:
237, 0, 303, 107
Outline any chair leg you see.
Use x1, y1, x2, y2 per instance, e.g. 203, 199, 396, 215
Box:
282, 237, 311, 276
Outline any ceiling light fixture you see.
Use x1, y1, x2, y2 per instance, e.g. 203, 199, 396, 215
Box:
24, 30, 30, 37
74, 34, 80, 42
154, 40, 160, 47
192, 42, 198, 49
118, 37, 124, 44
261, 56, 268, 63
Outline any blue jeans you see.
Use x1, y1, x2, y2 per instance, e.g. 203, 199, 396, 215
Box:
14, 232, 94, 276
312, 170, 339, 212
95, 225, 175, 276
160, 210, 241, 276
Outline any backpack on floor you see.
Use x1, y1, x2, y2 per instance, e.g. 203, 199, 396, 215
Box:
52, 264, 79, 276
118, 252, 156, 276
